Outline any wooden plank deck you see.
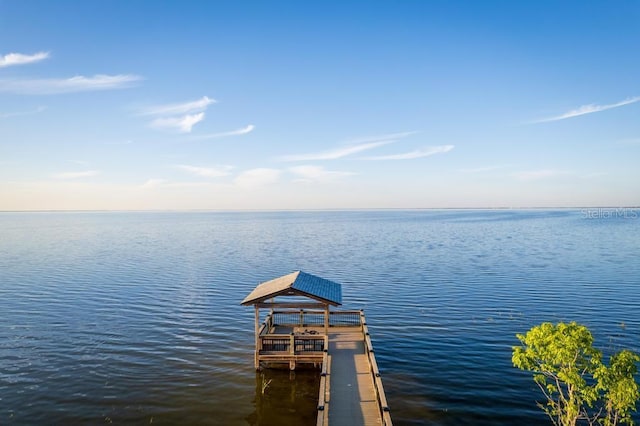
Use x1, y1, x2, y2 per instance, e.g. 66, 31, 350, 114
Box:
255, 311, 391, 425
323, 327, 382, 426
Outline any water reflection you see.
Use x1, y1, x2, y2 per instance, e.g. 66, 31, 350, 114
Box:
246, 369, 320, 426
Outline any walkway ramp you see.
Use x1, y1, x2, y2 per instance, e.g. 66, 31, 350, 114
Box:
323, 327, 382, 426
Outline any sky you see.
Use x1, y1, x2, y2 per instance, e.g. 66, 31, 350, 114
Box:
1, 1, 639, 210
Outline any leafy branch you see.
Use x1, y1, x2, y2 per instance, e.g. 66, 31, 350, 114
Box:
513, 322, 640, 426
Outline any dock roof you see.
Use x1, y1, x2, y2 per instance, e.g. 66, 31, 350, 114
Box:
241, 271, 342, 306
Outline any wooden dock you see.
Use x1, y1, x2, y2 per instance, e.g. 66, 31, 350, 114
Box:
316, 314, 392, 426
241, 271, 392, 426
257, 311, 392, 426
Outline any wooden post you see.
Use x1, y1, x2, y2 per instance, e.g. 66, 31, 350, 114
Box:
324, 304, 329, 334
289, 332, 296, 370
289, 333, 295, 355
254, 305, 260, 370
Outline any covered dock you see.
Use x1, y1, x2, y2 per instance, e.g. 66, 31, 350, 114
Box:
241, 271, 393, 426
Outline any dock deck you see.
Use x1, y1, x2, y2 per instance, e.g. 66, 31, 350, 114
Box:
322, 327, 382, 426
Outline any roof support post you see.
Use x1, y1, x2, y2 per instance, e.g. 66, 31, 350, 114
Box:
324, 304, 329, 334
254, 305, 259, 370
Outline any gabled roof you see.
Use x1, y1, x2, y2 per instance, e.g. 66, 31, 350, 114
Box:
241, 271, 342, 306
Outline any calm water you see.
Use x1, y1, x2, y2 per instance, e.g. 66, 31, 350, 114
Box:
1, 210, 639, 425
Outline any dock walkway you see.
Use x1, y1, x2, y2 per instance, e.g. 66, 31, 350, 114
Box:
323, 327, 382, 426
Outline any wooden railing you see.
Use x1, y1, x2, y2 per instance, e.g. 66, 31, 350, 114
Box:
316, 350, 329, 426
268, 309, 362, 328
329, 310, 361, 326
259, 333, 328, 354
258, 312, 328, 356
260, 335, 290, 352
360, 311, 393, 426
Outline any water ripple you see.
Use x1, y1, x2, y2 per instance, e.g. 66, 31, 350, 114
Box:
0, 210, 638, 424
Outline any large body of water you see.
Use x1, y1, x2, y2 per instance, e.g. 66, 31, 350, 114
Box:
1, 209, 639, 425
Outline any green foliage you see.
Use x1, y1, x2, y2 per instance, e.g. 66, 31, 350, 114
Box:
595, 350, 640, 425
513, 322, 640, 426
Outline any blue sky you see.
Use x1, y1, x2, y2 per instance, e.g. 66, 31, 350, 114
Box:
1, 1, 639, 210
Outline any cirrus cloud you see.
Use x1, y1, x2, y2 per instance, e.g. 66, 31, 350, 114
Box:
150, 113, 204, 133
362, 145, 454, 160
0, 51, 49, 68
175, 164, 233, 178
0, 74, 142, 95
289, 165, 355, 183
190, 124, 255, 140
234, 168, 281, 188
513, 169, 570, 181
533, 96, 640, 123
278, 131, 417, 161
140, 178, 167, 189
140, 96, 216, 116
142, 96, 218, 134
52, 170, 100, 179
0, 105, 47, 119
279, 140, 394, 162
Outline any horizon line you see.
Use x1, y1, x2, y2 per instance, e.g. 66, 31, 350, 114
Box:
1, 206, 638, 214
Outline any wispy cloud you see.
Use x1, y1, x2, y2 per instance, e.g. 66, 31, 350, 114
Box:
151, 113, 204, 133
140, 96, 215, 116
175, 164, 233, 178
363, 145, 454, 160
234, 168, 281, 188
279, 131, 416, 161
346, 131, 418, 144
534, 96, 640, 123
190, 124, 255, 140
142, 96, 216, 134
140, 178, 167, 189
513, 169, 570, 181
280, 140, 395, 161
0, 74, 142, 95
0, 105, 46, 119
52, 170, 100, 179
280, 141, 393, 162
289, 165, 355, 183
0, 51, 49, 68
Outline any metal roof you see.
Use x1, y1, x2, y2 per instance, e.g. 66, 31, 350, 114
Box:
241, 271, 342, 306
